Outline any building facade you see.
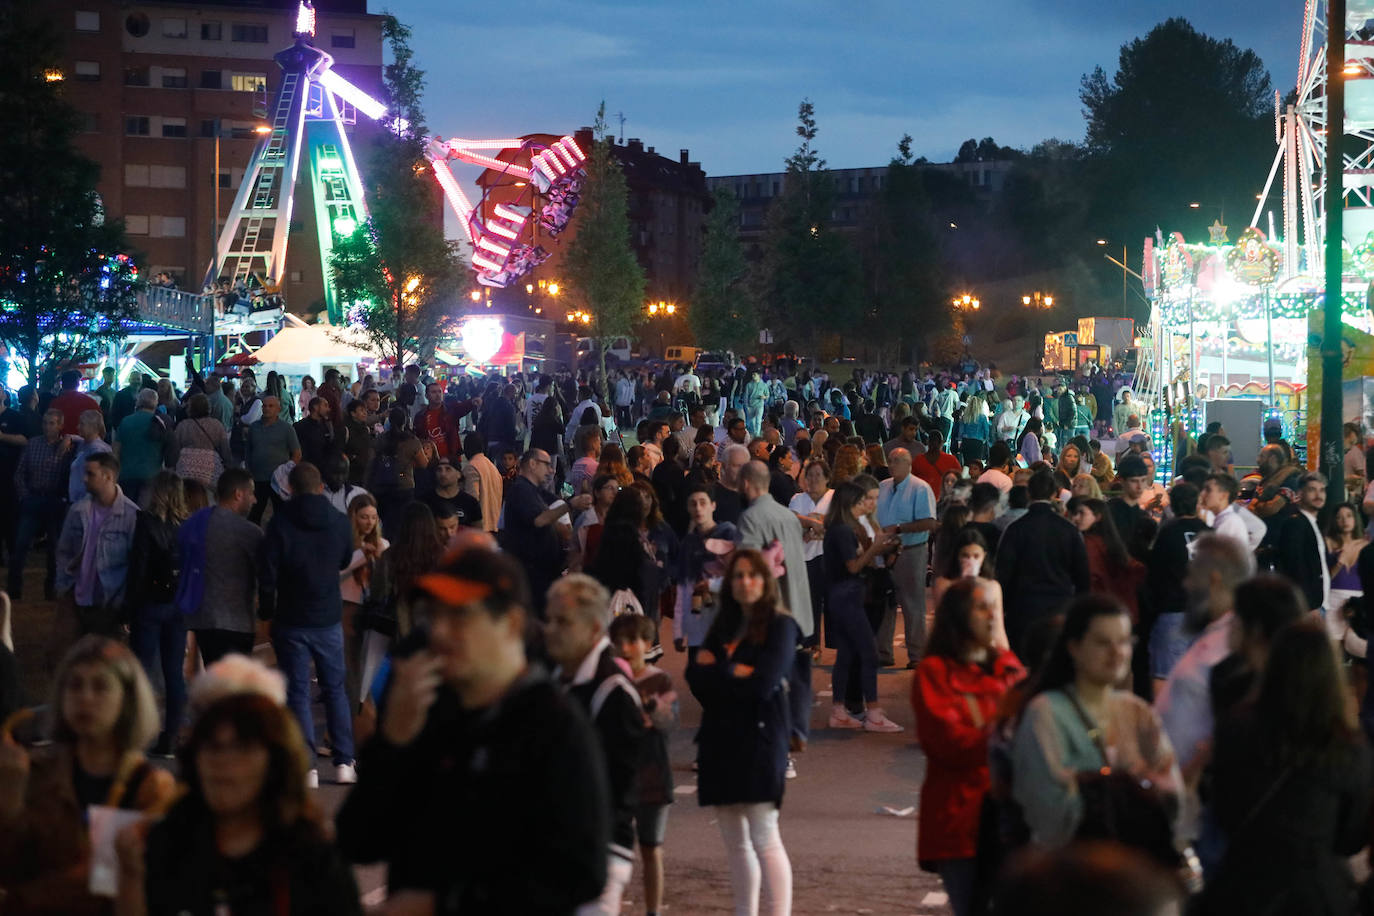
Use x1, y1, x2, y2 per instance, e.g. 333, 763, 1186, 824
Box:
47, 0, 383, 315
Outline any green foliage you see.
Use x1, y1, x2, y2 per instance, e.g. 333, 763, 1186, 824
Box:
691, 187, 756, 353
758, 100, 863, 352
0, 0, 140, 386
563, 103, 646, 386
329, 14, 458, 366
1079, 17, 1273, 264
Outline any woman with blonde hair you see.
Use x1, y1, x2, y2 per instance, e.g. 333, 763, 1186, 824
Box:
959, 395, 990, 463
0, 636, 176, 912
128, 470, 191, 755
1070, 473, 1102, 499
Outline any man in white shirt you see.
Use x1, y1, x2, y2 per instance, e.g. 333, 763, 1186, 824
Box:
674, 367, 701, 399
1201, 472, 1265, 551
565, 385, 602, 446
612, 372, 635, 430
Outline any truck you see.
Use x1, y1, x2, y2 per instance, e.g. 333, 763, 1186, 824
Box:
1077, 317, 1135, 354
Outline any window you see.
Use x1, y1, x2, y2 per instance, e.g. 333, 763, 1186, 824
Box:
161, 67, 187, 89
161, 117, 187, 138
231, 23, 268, 43
73, 60, 100, 81
230, 72, 267, 93
200, 119, 217, 138
218, 170, 232, 189
123, 66, 150, 87
154, 217, 186, 238
150, 166, 186, 188
125, 117, 149, 136
125, 13, 149, 37
125, 164, 150, 187
78, 112, 100, 132
330, 29, 355, 48
125, 215, 149, 235
199, 70, 221, 90
161, 18, 186, 38
289, 270, 303, 283
74, 10, 99, 31
201, 21, 221, 40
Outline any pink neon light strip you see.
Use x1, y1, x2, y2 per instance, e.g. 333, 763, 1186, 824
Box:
485, 222, 519, 240
492, 203, 527, 223
446, 148, 533, 179
445, 138, 526, 150
559, 136, 585, 161
534, 156, 559, 182
428, 161, 475, 242
471, 252, 504, 272
476, 236, 511, 257
317, 70, 386, 122
553, 142, 579, 168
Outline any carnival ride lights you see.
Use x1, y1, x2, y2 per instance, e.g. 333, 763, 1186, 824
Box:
460, 316, 504, 363
205, 1, 589, 326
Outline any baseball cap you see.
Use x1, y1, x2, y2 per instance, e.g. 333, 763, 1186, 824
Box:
412, 545, 529, 613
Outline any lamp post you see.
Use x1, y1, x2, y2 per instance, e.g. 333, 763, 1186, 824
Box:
1022, 291, 1053, 371
646, 299, 677, 357
207, 120, 270, 283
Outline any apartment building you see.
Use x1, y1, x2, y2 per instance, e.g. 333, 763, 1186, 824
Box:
48, 0, 384, 315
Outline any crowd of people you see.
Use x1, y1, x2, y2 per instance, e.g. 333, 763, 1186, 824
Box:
0, 353, 1371, 915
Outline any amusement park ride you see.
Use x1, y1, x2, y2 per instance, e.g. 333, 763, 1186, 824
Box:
1136, 0, 1374, 470
202, 0, 585, 331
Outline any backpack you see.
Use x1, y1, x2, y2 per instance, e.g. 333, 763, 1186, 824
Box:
368, 449, 401, 493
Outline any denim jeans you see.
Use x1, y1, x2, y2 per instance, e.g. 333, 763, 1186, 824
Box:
129, 601, 187, 746
273, 623, 355, 766
935, 858, 977, 916
9, 493, 67, 599
788, 648, 812, 744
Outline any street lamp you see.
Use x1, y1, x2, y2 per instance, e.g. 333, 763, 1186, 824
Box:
951, 293, 980, 311
646, 300, 678, 355
1096, 239, 1143, 317
1021, 291, 1053, 309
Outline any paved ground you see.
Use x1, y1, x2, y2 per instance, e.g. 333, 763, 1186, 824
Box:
11, 562, 951, 915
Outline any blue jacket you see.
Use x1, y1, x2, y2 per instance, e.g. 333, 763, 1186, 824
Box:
55, 487, 140, 604
687, 613, 800, 807
258, 492, 353, 628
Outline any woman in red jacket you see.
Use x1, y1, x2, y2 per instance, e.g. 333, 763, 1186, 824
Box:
911, 577, 1024, 916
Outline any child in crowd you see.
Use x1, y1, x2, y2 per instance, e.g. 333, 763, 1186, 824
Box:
610, 613, 679, 916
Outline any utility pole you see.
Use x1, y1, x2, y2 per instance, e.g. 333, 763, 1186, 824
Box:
1321, 0, 1346, 497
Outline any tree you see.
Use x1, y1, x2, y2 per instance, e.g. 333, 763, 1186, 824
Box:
0, 0, 140, 387
330, 16, 459, 368
691, 187, 756, 353
563, 102, 646, 391
1079, 17, 1273, 275
757, 100, 862, 355
858, 134, 946, 362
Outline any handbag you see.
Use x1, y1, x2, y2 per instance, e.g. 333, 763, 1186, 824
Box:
175, 419, 224, 487
609, 588, 644, 618
1062, 688, 1184, 870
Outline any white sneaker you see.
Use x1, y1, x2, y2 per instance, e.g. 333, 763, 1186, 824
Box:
828, 707, 865, 729
335, 763, 358, 785
863, 710, 904, 733
305, 768, 319, 789
785, 756, 797, 779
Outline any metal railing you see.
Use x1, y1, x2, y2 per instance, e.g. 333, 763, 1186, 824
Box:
135, 285, 215, 334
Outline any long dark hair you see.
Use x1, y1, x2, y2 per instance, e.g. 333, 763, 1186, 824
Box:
940, 526, 990, 579
386, 501, 443, 597
175, 693, 321, 835
1016, 416, 1043, 453
824, 479, 869, 533
1027, 593, 1130, 700
1256, 620, 1361, 767
709, 548, 787, 646
927, 577, 991, 659
1066, 496, 1130, 574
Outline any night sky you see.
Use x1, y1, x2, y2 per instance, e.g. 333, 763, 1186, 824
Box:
393, 0, 1303, 176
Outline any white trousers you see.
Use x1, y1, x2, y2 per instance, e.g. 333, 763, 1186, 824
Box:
576, 853, 634, 916
716, 802, 792, 916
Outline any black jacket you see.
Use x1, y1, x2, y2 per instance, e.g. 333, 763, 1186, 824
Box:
258, 492, 353, 627
294, 416, 338, 468
127, 511, 181, 609
342, 416, 373, 486
337, 666, 610, 915
563, 642, 646, 863
1199, 705, 1371, 916
145, 802, 361, 916
995, 502, 1090, 652
1277, 510, 1327, 610
687, 613, 799, 807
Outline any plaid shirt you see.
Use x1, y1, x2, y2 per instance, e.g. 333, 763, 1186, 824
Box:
15, 434, 73, 500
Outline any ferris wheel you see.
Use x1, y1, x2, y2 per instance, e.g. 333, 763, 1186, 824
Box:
1257, 0, 1374, 280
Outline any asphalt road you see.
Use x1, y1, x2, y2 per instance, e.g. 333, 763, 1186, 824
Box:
315, 612, 951, 916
